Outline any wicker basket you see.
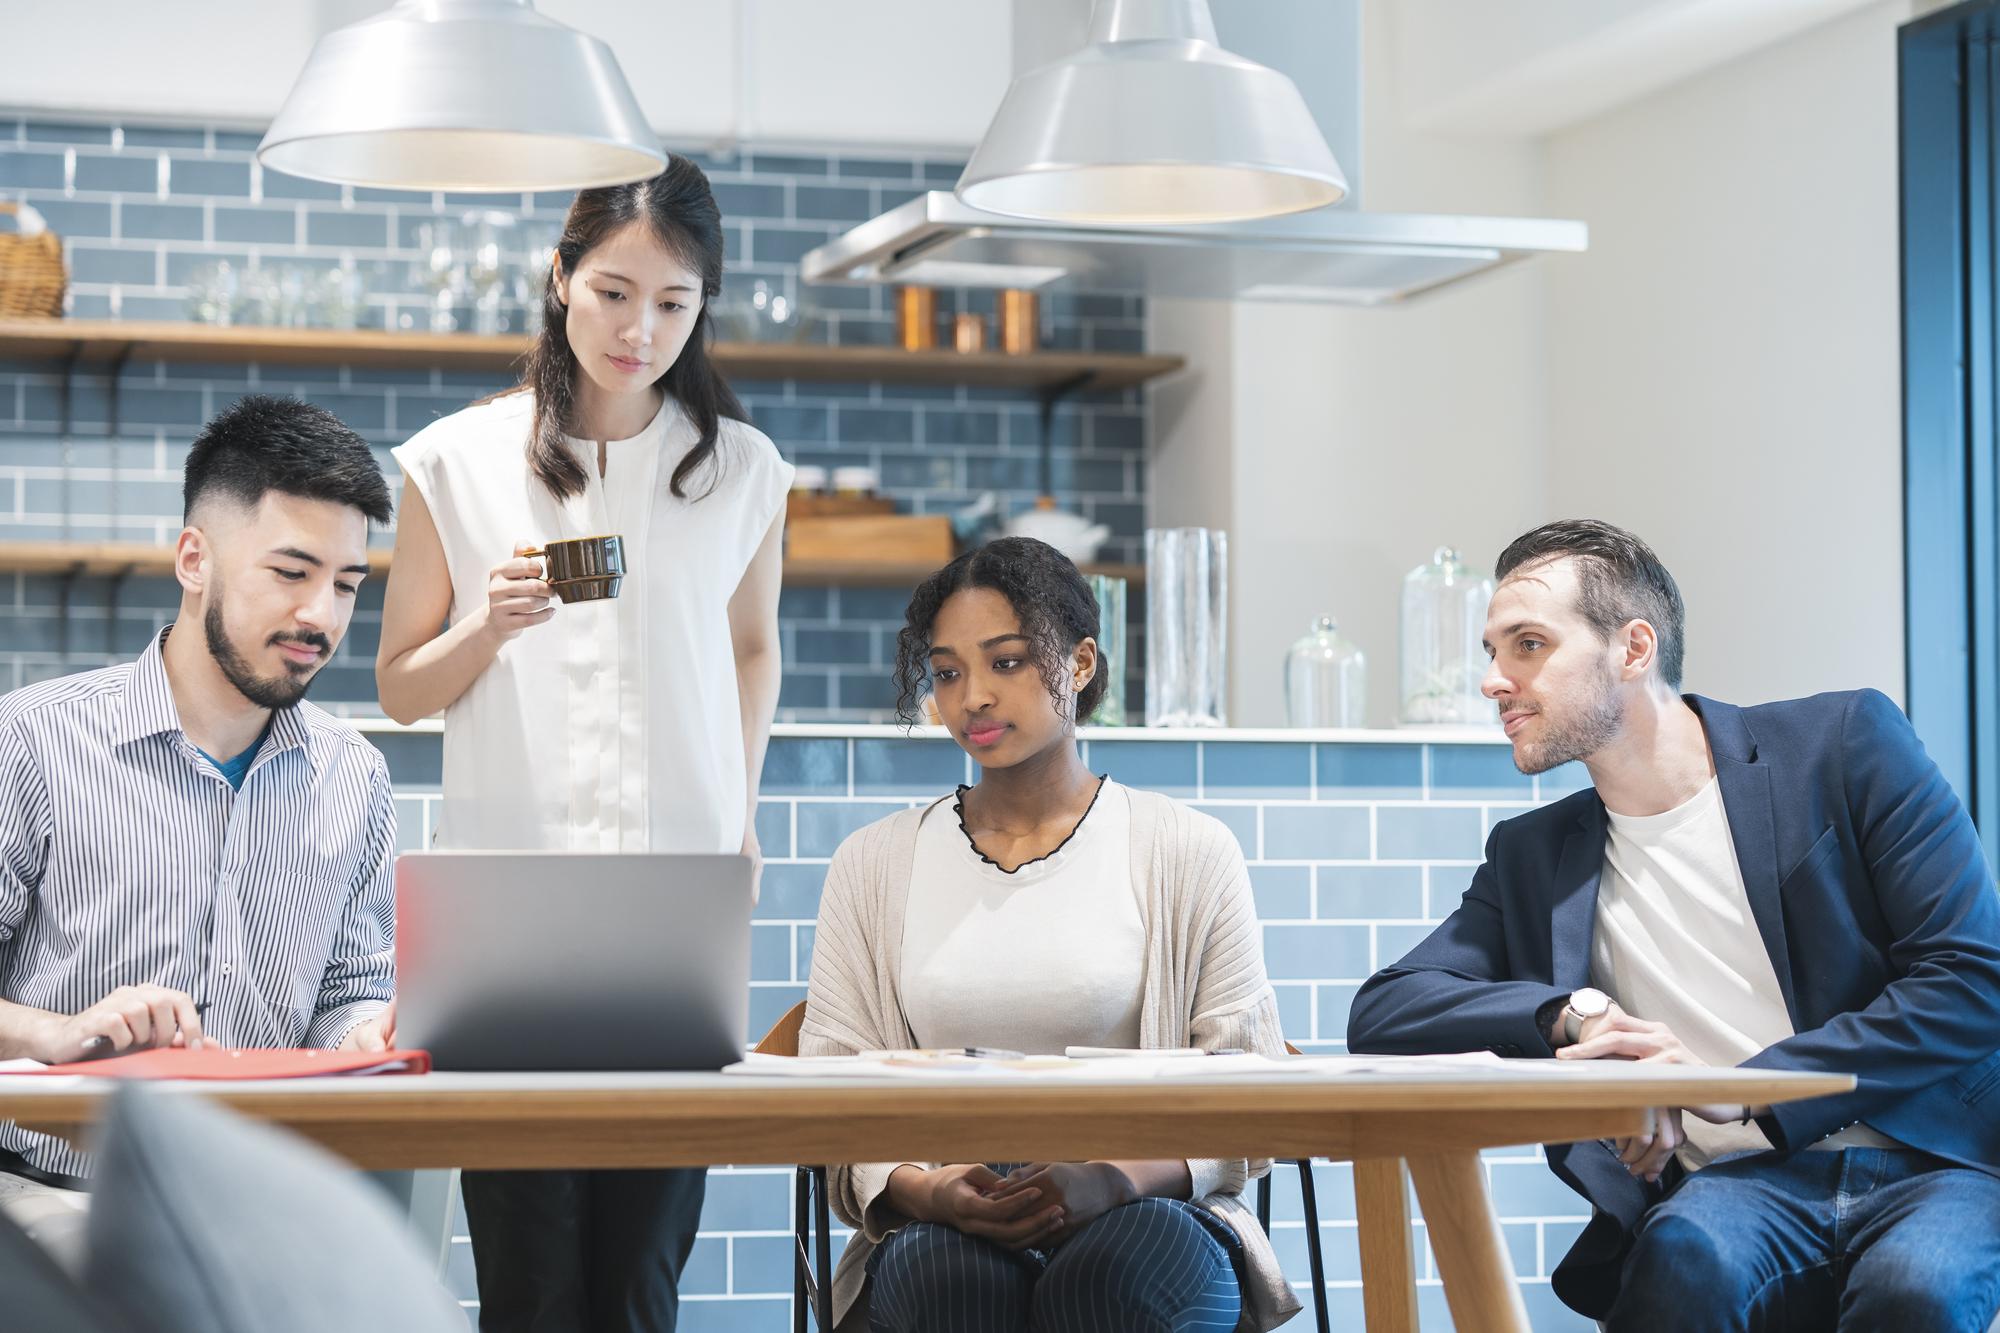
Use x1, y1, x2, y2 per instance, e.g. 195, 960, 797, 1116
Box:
0, 203, 65, 318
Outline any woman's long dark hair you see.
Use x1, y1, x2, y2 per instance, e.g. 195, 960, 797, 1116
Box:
894, 537, 1108, 728
521, 156, 746, 501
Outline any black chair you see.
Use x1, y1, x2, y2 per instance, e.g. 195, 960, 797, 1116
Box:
792, 1163, 835, 1333
1256, 1157, 1332, 1333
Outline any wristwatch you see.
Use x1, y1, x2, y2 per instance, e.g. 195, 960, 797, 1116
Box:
1560, 987, 1612, 1046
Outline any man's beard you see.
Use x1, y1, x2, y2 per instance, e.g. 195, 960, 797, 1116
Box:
204, 590, 330, 711
1510, 659, 1625, 775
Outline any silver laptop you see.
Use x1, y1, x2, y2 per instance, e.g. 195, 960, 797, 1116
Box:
394, 852, 753, 1072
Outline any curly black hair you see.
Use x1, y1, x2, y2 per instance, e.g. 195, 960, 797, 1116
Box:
894, 536, 1107, 728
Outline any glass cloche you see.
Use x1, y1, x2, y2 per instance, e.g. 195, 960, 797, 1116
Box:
1285, 616, 1367, 728
1399, 547, 1497, 725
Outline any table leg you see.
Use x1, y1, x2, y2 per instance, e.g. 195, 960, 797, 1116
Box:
1355, 1157, 1418, 1333
1407, 1151, 1529, 1333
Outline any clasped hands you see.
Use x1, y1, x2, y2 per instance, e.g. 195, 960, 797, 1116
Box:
1555, 1001, 1764, 1184
889, 1161, 1137, 1250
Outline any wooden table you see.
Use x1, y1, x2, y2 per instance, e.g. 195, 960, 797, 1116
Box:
0, 1061, 1851, 1332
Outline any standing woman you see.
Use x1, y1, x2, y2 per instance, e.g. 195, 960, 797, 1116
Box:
376, 158, 791, 1331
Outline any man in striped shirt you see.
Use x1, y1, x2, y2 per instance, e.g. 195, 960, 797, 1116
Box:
0, 395, 399, 1261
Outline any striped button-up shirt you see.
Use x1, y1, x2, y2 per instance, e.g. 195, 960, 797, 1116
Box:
0, 629, 396, 1179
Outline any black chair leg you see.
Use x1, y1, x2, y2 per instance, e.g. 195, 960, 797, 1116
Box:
1256, 1168, 1272, 1233
793, 1166, 810, 1333
813, 1165, 834, 1332
1296, 1159, 1330, 1333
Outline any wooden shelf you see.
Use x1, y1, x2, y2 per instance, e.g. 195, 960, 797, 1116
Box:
0, 318, 1183, 392
0, 542, 1143, 589
783, 558, 1143, 587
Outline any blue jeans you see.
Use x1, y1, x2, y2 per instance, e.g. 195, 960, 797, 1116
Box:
1606, 1149, 2000, 1333
866, 1196, 1243, 1333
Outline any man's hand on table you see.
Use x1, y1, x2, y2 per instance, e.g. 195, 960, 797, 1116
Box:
1554, 1001, 1767, 1180
26, 983, 206, 1063
339, 1000, 398, 1053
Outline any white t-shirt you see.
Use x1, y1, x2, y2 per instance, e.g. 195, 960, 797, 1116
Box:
900, 779, 1144, 1055
393, 390, 792, 853
1591, 778, 1899, 1169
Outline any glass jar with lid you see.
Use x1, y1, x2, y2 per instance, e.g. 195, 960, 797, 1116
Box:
1284, 615, 1366, 728
1400, 546, 1497, 725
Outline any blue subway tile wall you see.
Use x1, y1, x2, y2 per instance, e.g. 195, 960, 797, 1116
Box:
377, 727, 1594, 1330
0, 117, 1150, 719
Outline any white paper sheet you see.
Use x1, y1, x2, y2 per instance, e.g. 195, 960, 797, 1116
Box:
722, 1050, 1515, 1081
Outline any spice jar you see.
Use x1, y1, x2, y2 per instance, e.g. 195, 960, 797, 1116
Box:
896, 287, 937, 351
999, 289, 1039, 355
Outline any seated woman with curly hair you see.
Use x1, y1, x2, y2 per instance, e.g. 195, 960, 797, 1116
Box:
798, 536, 1299, 1333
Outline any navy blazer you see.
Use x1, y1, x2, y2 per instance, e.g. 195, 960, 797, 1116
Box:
1347, 690, 2000, 1317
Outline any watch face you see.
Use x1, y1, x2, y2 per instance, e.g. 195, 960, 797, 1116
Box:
1573, 987, 1612, 1017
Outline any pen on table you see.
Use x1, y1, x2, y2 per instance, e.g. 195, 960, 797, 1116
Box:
74, 1035, 116, 1062
75, 999, 212, 1061
861, 1047, 1027, 1061
1064, 1046, 1246, 1058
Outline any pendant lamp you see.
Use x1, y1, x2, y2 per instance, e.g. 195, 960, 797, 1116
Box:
957, 0, 1347, 224
257, 0, 666, 192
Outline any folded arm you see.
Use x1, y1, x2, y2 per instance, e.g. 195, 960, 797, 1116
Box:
1347, 830, 1567, 1059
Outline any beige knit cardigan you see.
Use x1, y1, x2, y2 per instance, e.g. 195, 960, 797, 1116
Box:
799, 786, 1303, 1332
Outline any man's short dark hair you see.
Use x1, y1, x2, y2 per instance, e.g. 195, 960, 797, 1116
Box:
1495, 519, 1686, 690
183, 395, 392, 526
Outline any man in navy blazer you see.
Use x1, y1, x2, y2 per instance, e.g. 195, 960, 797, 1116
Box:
1348, 519, 2000, 1331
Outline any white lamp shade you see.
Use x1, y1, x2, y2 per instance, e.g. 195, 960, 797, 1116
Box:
957, 0, 1347, 225
258, 0, 665, 192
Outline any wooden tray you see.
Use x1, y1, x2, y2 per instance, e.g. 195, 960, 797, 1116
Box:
788, 515, 955, 565
787, 494, 897, 520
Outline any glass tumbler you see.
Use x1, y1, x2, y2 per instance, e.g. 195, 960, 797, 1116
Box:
1145, 527, 1228, 728
1087, 573, 1127, 726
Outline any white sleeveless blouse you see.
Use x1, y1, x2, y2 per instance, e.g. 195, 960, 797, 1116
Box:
393, 390, 792, 853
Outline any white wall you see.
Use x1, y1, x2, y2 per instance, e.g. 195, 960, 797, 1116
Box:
0, 2, 318, 122
1395, 0, 1885, 137
743, 1, 1011, 149
1542, 0, 1911, 706
1150, 0, 1551, 728
0, 1, 1011, 154
1151, 0, 1913, 726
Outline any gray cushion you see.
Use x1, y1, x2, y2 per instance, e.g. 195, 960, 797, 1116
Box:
82, 1085, 464, 1333
0, 1203, 131, 1333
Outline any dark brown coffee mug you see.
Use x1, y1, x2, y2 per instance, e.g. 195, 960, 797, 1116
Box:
522, 535, 626, 603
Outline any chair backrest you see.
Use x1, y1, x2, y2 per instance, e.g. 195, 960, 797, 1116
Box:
756, 999, 807, 1056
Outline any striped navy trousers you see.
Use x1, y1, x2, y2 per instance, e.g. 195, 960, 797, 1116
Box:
866, 1196, 1243, 1333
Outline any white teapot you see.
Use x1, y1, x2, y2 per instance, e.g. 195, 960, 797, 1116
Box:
1000, 497, 1111, 564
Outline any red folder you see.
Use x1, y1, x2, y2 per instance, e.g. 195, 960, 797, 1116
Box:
27, 1047, 431, 1079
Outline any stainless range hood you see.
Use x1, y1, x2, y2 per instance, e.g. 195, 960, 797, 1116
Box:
799, 190, 1588, 306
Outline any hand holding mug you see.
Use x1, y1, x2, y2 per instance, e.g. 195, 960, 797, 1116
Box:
483, 543, 556, 643
518, 535, 626, 604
